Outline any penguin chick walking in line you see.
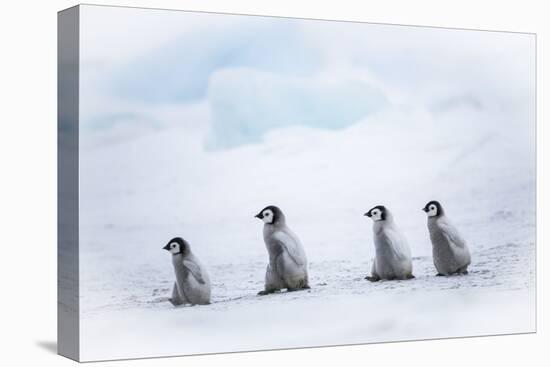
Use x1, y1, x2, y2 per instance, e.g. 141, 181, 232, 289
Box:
423, 201, 471, 276
364, 205, 414, 281
163, 237, 211, 306
255, 205, 310, 295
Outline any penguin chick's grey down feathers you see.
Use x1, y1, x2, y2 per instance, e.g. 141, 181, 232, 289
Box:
255, 205, 309, 295
423, 201, 471, 276
364, 205, 414, 281
163, 237, 211, 305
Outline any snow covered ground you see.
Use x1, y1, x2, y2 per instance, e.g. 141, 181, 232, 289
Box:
76, 103, 535, 361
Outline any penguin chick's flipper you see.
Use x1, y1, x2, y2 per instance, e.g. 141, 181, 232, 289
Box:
183, 260, 206, 284
272, 235, 306, 266
365, 275, 380, 282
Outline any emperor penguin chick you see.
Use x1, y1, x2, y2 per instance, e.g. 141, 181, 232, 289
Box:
364, 205, 414, 281
163, 237, 211, 305
255, 205, 309, 295
423, 201, 471, 276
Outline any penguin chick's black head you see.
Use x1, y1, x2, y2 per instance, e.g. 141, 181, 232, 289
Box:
364, 205, 387, 221
255, 205, 285, 225
422, 200, 444, 217
163, 237, 189, 255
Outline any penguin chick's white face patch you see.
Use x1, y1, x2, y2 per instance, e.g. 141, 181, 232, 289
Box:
262, 209, 274, 224
168, 242, 180, 254
370, 208, 383, 221
427, 204, 438, 217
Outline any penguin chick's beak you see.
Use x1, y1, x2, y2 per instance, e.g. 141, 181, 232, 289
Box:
422, 207, 429, 212
364, 212, 372, 217
254, 213, 263, 219
162, 243, 171, 251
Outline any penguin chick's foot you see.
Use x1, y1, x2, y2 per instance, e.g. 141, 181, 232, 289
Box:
365, 276, 380, 282
169, 298, 184, 306
406, 274, 415, 279
258, 289, 278, 296
460, 270, 469, 275
435, 273, 445, 276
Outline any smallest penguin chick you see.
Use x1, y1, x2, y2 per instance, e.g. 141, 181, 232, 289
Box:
163, 237, 211, 306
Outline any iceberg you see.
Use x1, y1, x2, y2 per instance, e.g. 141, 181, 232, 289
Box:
206, 68, 388, 149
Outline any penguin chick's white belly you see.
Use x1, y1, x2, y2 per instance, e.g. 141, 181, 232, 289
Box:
264, 228, 308, 290
172, 254, 211, 305
373, 226, 413, 279
428, 218, 471, 275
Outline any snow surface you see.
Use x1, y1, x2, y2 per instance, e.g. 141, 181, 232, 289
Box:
77, 103, 535, 361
